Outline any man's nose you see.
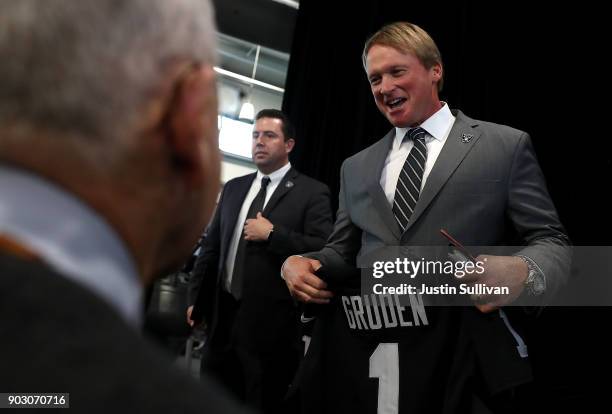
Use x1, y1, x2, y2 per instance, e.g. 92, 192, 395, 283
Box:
380, 75, 394, 95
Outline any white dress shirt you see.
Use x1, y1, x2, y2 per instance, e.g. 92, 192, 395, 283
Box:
0, 165, 142, 326
224, 162, 292, 291
380, 103, 456, 206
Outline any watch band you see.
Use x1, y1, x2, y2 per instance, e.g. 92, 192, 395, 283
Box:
516, 255, 546, 296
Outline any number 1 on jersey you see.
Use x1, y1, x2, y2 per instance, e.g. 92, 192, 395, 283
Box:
369, 343, 399, 414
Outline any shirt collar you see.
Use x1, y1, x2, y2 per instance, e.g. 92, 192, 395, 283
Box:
394, 102, 455, 144
256, 162, 292, 186
0, 165, 142, 327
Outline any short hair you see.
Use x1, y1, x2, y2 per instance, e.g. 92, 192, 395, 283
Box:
362, 22, 444, 92
255, 109, 296, 142
0, 0, 217, 149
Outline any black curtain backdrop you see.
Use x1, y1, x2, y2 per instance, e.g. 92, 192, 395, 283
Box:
282, 0, 610, 408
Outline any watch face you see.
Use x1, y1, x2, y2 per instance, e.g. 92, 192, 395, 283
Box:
528, 271, 546, 295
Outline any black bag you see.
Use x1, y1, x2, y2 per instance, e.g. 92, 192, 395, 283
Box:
144, 272, 191, 338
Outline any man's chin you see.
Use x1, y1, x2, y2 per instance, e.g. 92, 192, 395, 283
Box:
254, 159, 269, 169
386, 115, 409, 128
385, 112, 418, 128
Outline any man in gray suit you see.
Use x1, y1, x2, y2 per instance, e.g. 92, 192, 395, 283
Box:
283, 22, 570, 413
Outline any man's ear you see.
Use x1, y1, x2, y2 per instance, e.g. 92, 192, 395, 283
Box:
164, 64, 219, 188
285, 138, 295, 154
431, 63, 442, 85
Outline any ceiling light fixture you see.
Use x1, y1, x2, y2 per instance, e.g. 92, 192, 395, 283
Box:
238, 45, 261, 122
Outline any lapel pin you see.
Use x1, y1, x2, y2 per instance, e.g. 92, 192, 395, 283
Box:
461, 133, 474, 143
285, 181, 294, 188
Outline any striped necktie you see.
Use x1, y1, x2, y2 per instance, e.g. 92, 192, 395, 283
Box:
392, 127, 428, 232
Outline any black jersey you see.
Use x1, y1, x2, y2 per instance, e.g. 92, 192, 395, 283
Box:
297, 293, 480, 414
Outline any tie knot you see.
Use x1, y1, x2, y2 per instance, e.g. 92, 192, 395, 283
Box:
261, 176, 271, 188
405, 127, 427, 143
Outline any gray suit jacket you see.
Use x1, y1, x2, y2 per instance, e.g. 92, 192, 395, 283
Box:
311, 109, 570, 298
305, 109, 571, 394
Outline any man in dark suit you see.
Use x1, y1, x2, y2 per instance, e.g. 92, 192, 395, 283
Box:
0, 1, 250, 412
188, 109, 333, 413
282, 22, 570, 413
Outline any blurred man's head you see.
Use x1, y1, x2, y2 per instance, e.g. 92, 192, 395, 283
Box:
363, 22, 443, 128
251, 109, 295, 175
0, 0, 220, 283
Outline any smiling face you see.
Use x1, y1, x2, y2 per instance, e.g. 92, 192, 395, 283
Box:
251, 117, 294, 175
366, 44, 442, 127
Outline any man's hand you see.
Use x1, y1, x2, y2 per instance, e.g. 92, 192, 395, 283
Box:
461, 255, 529, 313
186, 305, 207, 329
244, 212, 273, 241
186, 305, 196, 327
282, 256, 333, 304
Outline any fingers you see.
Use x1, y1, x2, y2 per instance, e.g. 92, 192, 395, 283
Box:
475, 303, 498, 313
309, 258, 323, 272
289, 273, 333, 304
292, 289, 334, 305
459, 272, 480, 283
242, 215, 268, 241
458, 265, 481, 283
244, 214, 262, 226
284, 257, 332, 304
299, 277, 333, 299
243, 220, 254, 240
186, 306, 194, 326
290, 272, 333, 304
302, 272, 328, 289
470, 286, 505, 312
454, 254, 487, 283
469, 292, 501, 312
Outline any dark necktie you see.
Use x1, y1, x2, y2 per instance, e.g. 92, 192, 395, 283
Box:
230, 176, 271, 300
392, 127, 428, 232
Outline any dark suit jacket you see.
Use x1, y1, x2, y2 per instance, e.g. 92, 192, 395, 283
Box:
192, 167, 333, 350
0, 253, 250, 414
304, 110, 571, 394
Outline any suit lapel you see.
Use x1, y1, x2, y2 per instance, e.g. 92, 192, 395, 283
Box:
262, 167, 297, 216
403, 110, 481, 233
366, 129, 402, 240
224, 173, 256, 243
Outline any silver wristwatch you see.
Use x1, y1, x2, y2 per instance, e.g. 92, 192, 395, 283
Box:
518, 255, 546, 296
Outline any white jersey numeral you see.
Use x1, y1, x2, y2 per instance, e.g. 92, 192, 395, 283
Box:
369, 343, 400, 414
302, 335, 311, 355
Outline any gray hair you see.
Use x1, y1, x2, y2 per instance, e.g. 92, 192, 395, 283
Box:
0, 0, 217, 151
